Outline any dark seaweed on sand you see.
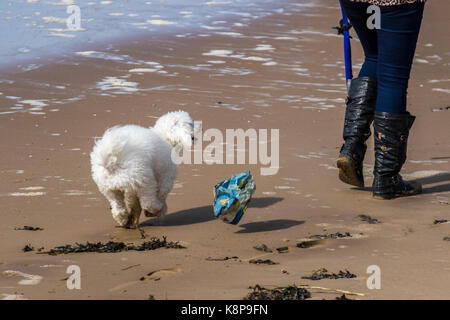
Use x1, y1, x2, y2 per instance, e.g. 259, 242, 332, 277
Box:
443, 237, 450, 241
311, 232, 352, 239
249, 259, 278, 265
358, 215, 381, 224
302, 268, 356, 281
297, 239, 323, 248
23, 244, 34, 252
253, 244, 273, 253
245, 285, 311, 300
205, 256, 239, 261
434, 219, 449, 225
39, 236, 185, 255
139, 228, 147, 239
15, 226, 44, 231
276, 246, 289, 253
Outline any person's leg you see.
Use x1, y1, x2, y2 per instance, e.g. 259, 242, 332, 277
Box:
337, 0, 378, 187
376, 3, 425, 114
339, 0, 378, 79
372, 3, 425, 199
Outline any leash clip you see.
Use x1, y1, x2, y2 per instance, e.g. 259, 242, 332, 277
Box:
332, 19, 353, 38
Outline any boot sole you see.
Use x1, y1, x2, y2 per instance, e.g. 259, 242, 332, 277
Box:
373, 184, 423, 200
337, 156, 364, 188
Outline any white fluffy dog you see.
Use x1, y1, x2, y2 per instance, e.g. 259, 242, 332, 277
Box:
90, 111, 194, 228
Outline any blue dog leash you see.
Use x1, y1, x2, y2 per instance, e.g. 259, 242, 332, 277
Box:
341, 7, 353, 91
334, 6, 353, 92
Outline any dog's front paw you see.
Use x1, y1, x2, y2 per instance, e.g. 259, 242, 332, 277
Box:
144, 207, 162, 217
144, 209, 158, 217
144, 202, 167, 218
124, 215, 140, 229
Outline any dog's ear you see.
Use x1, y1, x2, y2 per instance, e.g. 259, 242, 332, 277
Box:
178, 119, 195, 148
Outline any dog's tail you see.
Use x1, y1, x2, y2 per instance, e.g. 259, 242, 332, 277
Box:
91, 127, 127, 175
104, 153, 121, 173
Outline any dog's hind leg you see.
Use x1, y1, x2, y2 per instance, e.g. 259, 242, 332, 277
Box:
136, 170, 163, 217
105, 190, 129, 227
124, 190, 141, 229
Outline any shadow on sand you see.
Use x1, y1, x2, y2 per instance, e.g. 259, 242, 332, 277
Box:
415, 171, 450, 194
235, 219, 305, 234
140, 197, 284, 227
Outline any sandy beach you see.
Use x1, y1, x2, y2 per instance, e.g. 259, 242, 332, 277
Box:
0, 0, 449, 300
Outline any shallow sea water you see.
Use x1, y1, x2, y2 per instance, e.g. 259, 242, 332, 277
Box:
0, 0, 287, 67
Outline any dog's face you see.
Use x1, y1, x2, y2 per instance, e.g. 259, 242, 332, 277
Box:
155, 110, 194, 148
177, 116, 195, 148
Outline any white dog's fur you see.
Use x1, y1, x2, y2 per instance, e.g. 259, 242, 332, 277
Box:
90, 110, 194, 228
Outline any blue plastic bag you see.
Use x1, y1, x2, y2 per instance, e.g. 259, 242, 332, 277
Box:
213, 171, 256, 225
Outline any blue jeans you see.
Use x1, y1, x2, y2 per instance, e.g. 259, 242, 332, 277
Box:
339, 0, 425, 114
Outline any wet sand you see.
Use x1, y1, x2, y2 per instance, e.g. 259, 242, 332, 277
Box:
0, 0, 449, 300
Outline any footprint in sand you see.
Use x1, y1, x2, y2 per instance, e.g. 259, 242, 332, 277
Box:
109, 267, 182, 292
296, 239, 328, 249
140, 267, 182, 281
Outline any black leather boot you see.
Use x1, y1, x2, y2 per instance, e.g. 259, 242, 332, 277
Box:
372, 111, 422, 199
337, 77, 377, 187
